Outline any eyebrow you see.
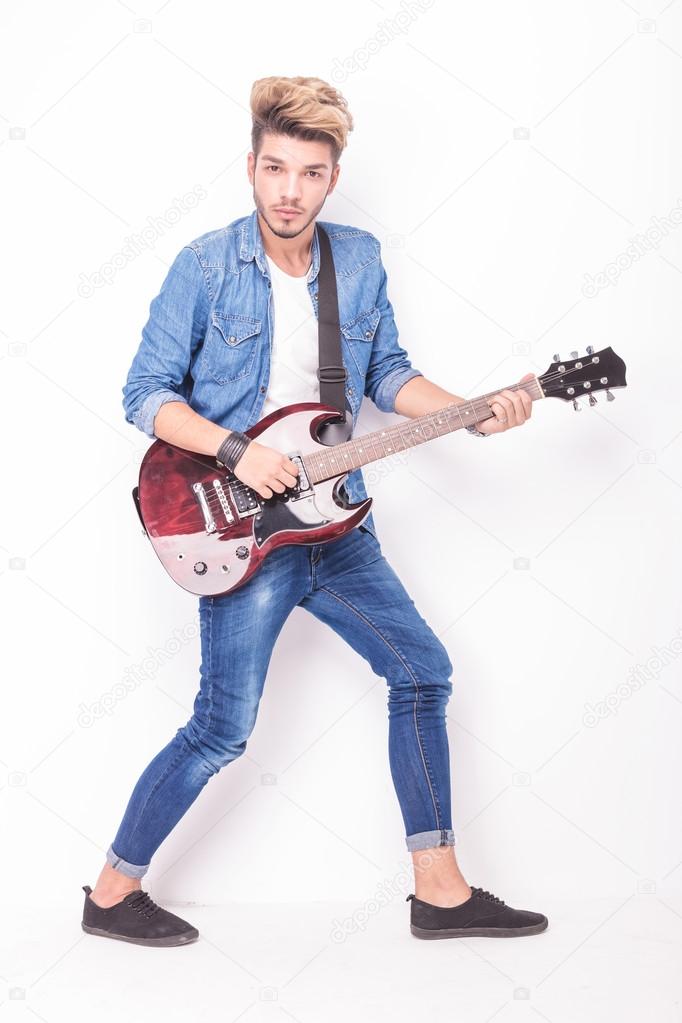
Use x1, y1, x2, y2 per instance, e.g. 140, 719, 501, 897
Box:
259, 154, 329, 170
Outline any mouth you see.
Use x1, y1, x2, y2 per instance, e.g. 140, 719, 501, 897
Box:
275, 208, 302, 218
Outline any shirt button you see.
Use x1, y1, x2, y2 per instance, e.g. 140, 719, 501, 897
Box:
364, 330, 372, 338
260, 385, 266, 393
228, 335, 237, 343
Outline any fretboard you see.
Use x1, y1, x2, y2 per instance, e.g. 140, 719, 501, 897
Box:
303, 377, 543, 484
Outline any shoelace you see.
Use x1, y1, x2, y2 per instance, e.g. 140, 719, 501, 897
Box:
126, 891, 161, 918
471, 886, 505, 905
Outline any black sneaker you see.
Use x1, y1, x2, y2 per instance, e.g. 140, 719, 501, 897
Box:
407, 886, 548, 939
81, 884, 199, 947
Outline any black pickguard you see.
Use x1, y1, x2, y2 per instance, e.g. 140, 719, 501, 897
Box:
252, 495, 332, 546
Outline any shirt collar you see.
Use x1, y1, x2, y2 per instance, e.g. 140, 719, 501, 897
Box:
239, 207, 320, 284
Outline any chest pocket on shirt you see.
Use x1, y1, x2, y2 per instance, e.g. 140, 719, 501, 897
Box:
202, 312, 262, 384
340, 307, 380, 377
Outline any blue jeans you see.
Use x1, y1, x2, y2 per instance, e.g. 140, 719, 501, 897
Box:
106, 525, 456, 878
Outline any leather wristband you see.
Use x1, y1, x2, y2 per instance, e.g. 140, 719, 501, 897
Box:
216, 430, 252, 471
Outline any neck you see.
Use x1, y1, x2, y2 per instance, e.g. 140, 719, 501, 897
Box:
303, 376, 544, 483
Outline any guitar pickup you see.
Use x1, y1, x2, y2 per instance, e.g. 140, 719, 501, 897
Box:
212, 479, 234, 524
230, 481, 261, 516
288, 455, 311, 501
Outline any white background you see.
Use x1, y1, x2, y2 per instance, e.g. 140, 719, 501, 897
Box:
2, 0, 681, 1018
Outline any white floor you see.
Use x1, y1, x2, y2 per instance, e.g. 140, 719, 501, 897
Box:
3, 895, 681, 1021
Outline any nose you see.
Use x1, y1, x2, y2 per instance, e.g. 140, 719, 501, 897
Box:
282, 172, 302, 203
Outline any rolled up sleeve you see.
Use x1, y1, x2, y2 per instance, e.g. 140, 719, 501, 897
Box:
122, 245, 209, 438
363, 242, 423, 413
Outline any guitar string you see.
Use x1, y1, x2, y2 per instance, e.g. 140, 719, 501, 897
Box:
194, 364, 615, 503
198, 369, 617, 508
204, 398, 499, 507
207, 375, 615, 506
180, 391, 495, 511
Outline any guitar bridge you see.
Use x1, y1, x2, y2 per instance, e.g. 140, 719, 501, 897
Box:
192, 482, 217, 533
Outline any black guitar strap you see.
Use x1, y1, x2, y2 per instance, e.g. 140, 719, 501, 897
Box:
316, 224, 354, 444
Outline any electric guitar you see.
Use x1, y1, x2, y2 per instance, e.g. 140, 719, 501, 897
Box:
132, 346, 627, 597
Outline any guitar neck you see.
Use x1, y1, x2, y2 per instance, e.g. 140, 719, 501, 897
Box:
303, 376, 545, 484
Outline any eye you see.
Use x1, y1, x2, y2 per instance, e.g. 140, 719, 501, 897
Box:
267, 165, 279, 172
307, 171, 320, 178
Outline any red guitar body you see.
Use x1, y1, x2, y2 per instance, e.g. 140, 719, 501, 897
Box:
135, 402, 372, 597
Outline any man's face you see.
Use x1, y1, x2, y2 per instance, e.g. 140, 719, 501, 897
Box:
247, 131, 340, 240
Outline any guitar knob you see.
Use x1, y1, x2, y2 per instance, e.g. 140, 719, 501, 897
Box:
553, 353, 560, 362
573, 398, 581, 411
606, 389, 615, 401
586, 345, 594, 355
570, 350, 579, 359
193, 561, 207, 575
588, 393, 597, 406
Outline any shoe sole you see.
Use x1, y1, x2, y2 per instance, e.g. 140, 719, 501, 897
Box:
410, 918, 548, 939
81, 922, 199, 947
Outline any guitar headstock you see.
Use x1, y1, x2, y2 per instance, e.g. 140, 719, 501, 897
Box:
539, 346, 627, 409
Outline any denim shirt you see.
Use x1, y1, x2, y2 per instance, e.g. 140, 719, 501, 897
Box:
122, 207, 423, 540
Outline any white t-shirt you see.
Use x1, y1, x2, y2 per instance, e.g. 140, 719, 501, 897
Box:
260, 253, 320, 418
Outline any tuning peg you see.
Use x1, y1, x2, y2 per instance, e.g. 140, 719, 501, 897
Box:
588, 393, 597, 406
606, 389, 615, 401
553, 353, 560, 362
570, 350, 579, 359
586, 345, 594, 355
573, 398, 581, 411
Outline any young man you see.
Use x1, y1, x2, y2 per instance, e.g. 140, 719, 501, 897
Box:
81, 76, 547, 946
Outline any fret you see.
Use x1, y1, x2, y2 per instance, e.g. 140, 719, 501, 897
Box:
361, 431, 381, 464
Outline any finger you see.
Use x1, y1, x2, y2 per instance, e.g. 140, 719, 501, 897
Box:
500, 389, 524, 425
489, 396, 513, 426
507, 388, 527, 425
488, 399, 508, 427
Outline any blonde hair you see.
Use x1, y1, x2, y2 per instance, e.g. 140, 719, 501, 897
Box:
250, 76, 354, 167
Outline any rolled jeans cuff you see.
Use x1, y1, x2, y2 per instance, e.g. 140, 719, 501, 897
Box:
106, 842, 150, 879
405, 828, 456, 852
